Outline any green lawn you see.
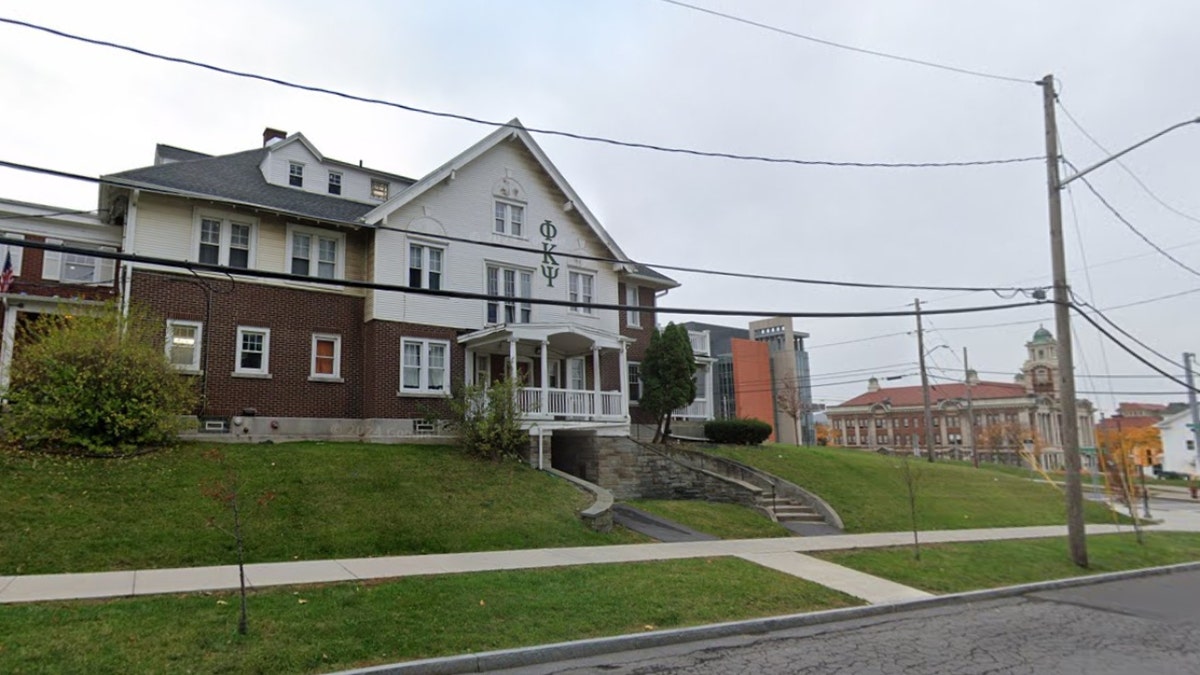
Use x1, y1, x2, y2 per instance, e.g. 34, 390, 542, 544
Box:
817, 532, 1200, 594
626, 500, 793, 539
0, 443, 643, 575
0, 558, 861, 673
707, 445, 1123, 532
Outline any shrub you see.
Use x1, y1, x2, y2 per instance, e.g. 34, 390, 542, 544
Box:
3, 303, 197, 456
705, 418, 773, 446
446, 377, 528, 461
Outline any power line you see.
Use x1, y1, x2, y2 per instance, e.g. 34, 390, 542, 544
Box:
0, 157, 1049, 295
0, 16, 1044, 170
1068, 163, 1200, 280
656, 0, 1036, 86
1070, 295, 1185, 370
807, 331, 910, 350
1071, 305, 1198, 394
0, 208, 103, 220
0, 237, 1051, 319
1057, 98, 1200, 226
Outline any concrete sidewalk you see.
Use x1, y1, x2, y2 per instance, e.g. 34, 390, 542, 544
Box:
3, 521, 1176, 606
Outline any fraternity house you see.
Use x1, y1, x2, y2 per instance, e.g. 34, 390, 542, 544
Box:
1, 123, 684, 442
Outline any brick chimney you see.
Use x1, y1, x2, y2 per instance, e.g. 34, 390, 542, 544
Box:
262, 128, 287, 147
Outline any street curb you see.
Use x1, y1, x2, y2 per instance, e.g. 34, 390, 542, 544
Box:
328, 560, 1200, 675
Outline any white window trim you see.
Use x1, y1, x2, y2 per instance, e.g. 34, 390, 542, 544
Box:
285, 223, 346, 281
43, 240, 117, 285
484, 262, 534, 325
625, 284, 641, 328
399, 337, 451, 396
492, 199, 527, 238
407, 238, 447, 290
1, 233, 24, 276
370, 179, 389, 201
191, 208, 258, 269
288, 161, 305, 188
628, 361, 643, 403
234, 326, 271, 377
327, 170, 342, 195
165, 319, 203, 373
568, 269, 596, 316
310, 333, 343, 382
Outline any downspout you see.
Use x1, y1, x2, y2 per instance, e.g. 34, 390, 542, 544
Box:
119, 189, 139, 318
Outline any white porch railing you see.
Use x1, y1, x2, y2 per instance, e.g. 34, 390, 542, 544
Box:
688, 330, 711, 356
673, 398, 710, 419
517, 387, 626, 421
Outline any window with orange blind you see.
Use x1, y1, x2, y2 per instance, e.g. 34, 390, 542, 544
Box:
311, 333, 341, 380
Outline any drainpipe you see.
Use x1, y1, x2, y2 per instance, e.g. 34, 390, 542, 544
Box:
119, 189, 140, 318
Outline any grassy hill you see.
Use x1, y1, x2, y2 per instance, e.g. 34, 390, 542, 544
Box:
0, 443, 640, 575
707, 445, 1123, 532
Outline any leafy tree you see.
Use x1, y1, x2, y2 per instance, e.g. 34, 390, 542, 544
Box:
639, 323, 696, 443
446, 377, 528, 461
3, 303, 197, 456
815, 422, 839, 446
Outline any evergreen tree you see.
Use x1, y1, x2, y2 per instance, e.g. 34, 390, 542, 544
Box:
640, 322, 697, 443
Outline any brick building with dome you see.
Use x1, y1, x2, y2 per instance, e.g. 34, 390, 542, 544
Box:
826, 327, 1096, 465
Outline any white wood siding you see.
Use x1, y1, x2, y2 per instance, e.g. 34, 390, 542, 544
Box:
131, 194, 365, 295
370, 142, 620, 333
262, 140, 398, 205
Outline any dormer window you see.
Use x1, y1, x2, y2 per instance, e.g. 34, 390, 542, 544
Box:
289, 162, 304, 187
328, 171, 342, 195
371, 179, 389, 201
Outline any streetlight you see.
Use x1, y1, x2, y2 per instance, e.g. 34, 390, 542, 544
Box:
1040, 75, 1200, 567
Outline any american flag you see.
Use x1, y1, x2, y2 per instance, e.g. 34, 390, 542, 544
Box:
0, 251, 13, 294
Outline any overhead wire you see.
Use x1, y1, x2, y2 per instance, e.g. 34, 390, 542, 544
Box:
0, 237, 1052, 319
655, 0, 1037, 85
0, 158, 1049, 296
1057, 97, 1200, 226
0, 16, 1044, 170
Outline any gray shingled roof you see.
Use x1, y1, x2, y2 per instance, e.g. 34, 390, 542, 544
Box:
155, 144, 211, 163
105, 148, 410, 224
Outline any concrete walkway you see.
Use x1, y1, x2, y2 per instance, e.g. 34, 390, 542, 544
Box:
4, 521, 1185, 606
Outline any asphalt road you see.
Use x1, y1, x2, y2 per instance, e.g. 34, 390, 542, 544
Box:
499, 569, 1200, 675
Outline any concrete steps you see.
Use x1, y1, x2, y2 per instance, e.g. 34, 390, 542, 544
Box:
756, 497, 826, 523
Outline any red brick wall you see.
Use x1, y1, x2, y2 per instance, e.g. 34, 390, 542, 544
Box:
361, 320, 462, 419
3, 234, 118, 302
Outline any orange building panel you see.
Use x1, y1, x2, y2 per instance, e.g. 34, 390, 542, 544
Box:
730, 338, 776, 441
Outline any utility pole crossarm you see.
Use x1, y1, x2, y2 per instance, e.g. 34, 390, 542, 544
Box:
1059, 115, 1200, 188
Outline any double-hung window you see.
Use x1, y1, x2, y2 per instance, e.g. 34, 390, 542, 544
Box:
371, 179, 389, 200
625, 285, 641, 327
165, 320, 203, 372
327, 171, 342, 195
486, 265, 532, 324
400, 338, 449, 395
408, 243, 444, 290
628, 362, 643, 401
287, 225, 344, 280
289, 162, 304, 187
493, 201, 524, 236
41, 239, 117, 284
0, 233, 24, 277
235, 326, 270, 376
196, 212, 255, 269
569, 271, 594, 314
311, 333, 342, 380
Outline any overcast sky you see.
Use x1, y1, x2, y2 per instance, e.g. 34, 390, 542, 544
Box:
1, 0, 1198, 414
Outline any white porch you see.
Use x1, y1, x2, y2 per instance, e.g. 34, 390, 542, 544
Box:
458, 322, 632, 426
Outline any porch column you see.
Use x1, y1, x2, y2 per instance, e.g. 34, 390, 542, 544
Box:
508, 338, 518, 380
591, 345, 601, 416
704, 363, 714, 420
0, 303, 16, 391
539, 339, 549, 414
464, 348, 473, 388
618, 341, 629, 419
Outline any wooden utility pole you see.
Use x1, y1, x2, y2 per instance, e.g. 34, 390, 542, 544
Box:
915, 298, 936, 463
964, 347, 978, 468
1039, 74, 1088, 567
